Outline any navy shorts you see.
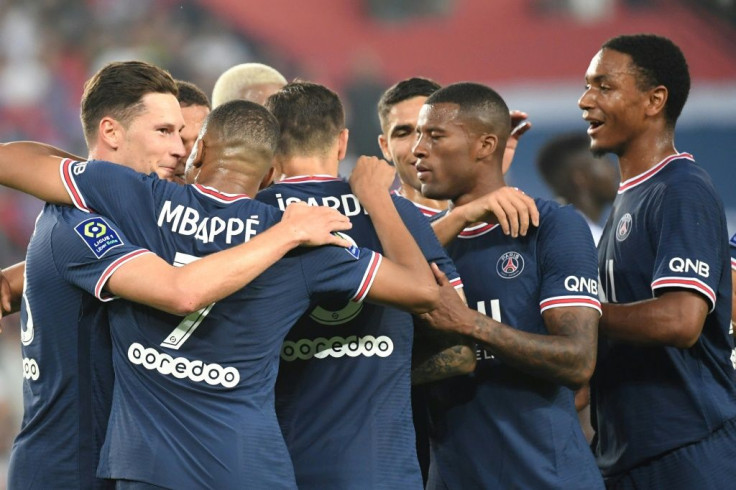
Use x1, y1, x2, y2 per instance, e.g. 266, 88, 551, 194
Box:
605, 417, 736, 490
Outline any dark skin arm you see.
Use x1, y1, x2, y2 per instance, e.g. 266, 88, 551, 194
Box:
600, 290, 708, 348
412, 285, 476, 385
421, 264, 598, 389
412, 325, 476, 385
1, 262, 24, 317
431, 188, 539, 247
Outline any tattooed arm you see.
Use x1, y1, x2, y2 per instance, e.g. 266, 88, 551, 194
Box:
411, 325, 476, 385
412, 277, 475, 385
421, 264, 598, 389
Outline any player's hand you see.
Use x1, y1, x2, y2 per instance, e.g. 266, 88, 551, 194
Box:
503, 110, 531, 175
455, 186, 539, 237
419, 264, 475, 336
282, 201, 353, 247
349, 155, 396, 201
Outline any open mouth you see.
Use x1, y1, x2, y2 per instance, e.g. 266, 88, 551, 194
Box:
587, 120, 604, 135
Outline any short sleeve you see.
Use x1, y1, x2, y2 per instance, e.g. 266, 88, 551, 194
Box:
651, 181, 722, 310
60, 158, 159, 219
393, 195, 462, 288
300, 245, 383, 304
537, 205, 602, 314
51, 207, 151, 301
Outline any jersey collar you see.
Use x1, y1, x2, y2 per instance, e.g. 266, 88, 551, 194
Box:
618, 152, 694, 194
278, 175, 342, 184
192, 184, 250, 204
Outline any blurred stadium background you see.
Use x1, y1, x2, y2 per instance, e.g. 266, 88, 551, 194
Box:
1, 0, 735, 484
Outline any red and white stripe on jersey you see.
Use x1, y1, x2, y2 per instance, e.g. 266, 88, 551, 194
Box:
389, 190, 443, 218
458, 223, 498, 239
652, 276, 717, 311
277, 175, 342, 184
94, 249, 153, 301
412, 202, 442, 218
449, 277, 463, 289
618, 152, 694, 194
540, 295, 602, 315
193, 184, 250, 204
731, 257, 736, 272
60, 158, 92, 212
352, 252, 382, 303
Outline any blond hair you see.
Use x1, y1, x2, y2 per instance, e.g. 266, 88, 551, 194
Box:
211, 63, 287, 108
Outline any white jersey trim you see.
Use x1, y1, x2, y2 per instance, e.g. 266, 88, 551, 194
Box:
94, 249, 153, 301
651, 275, 716, 312
60, 158, 91, 212
352, 252, 382, 303
618, 152, 694, 194
539, 295, 602, 315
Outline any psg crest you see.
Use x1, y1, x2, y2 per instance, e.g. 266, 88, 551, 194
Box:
496, 251, 524, 279
616, 213, 632, 242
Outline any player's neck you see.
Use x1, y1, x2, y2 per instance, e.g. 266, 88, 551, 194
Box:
397, 183, 448, 211
278, 156, 339, 179
453, 167, 506, 209
199, 172, 259, 197
617, 130, 677, 182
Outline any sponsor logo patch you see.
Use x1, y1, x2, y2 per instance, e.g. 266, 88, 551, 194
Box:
74, 217, 124, 258
334, 231, 360, 259
496, 251, 524, 279
616, 213, 632, 242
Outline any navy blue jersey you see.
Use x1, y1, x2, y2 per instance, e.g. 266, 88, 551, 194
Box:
391, 189, 443, 218
8, 205, 148, 490
594, 153, 736, 476
258, 176, 459, 489
426, 199, 604, 489
61, 161, 382, 489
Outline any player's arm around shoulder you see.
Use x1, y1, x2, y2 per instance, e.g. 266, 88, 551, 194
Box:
431, 187, 539, 246
107, 202, 354, 316
0, 142, 80, 204
350, 156, 438, 314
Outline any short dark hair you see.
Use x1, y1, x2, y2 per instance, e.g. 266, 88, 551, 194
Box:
204, 99, 280, 162
265, 81, 345, 158
536, 133, 590, 193
377, 77, 441, 131
176, 79, 211, 109
602, 34, 690, 126
425, 82, 511, 136
81, 61, 178, 147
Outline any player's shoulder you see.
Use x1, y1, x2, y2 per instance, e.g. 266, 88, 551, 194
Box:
657, 160, 721, 208
390, 193, 428, 220
535, 197, 583, 225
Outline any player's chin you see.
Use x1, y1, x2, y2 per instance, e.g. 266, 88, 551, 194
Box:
420, 183, 445, 201
590, 140, 612, 159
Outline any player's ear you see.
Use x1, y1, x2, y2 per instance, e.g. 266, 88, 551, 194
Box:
259, 166, 276, 191
190, 137, 204, 168
475, 132, 498, 161
646, 85, 668, 119
98, 117, 121, 150
337, 129, 349, 161
377, 134, 391, 161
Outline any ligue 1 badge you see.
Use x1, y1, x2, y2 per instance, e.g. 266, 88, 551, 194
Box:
616, 213, 632, 242
496, 251, 524, 279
